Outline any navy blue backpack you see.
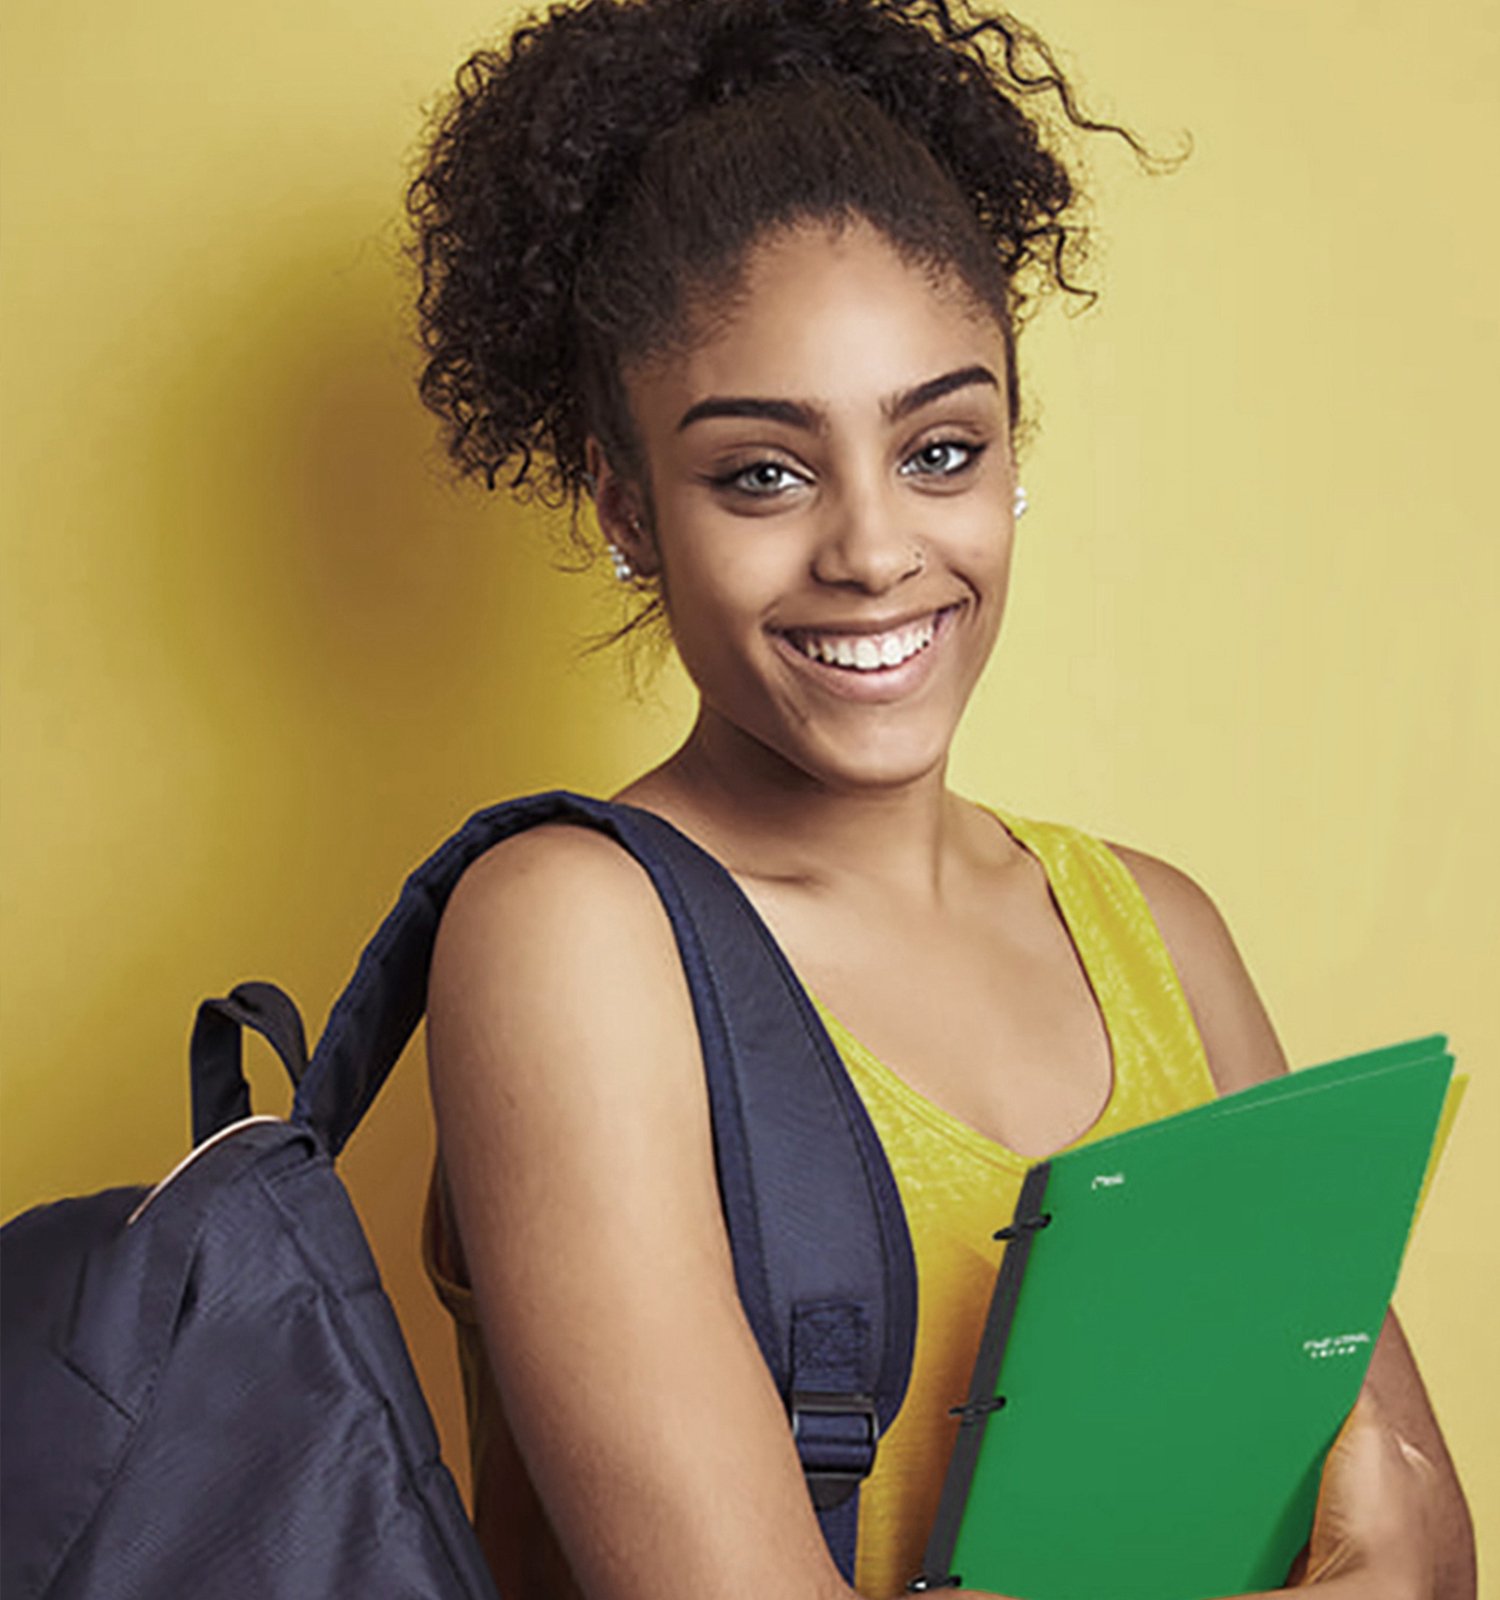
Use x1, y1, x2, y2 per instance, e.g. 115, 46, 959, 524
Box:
1, 793, 916, 1597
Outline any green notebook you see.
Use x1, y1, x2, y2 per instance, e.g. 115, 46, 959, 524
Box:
915, 1036, 1456, 1599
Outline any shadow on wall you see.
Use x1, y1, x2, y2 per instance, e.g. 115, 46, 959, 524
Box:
176, 220, 681, 1500
41, 212, 677, 1499
143, 222, 645, 799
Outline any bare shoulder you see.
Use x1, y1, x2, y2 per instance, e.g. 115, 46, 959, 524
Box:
1105, 842, 1289, 1095
1104, 843, 1231, 969
438, 816, 699, 1022
428, 819, 702, 1143
437, 820, 673, 959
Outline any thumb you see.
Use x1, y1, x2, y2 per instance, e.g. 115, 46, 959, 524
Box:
1306, 1391, 1432, 1584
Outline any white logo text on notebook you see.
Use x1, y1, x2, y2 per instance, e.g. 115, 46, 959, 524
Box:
1301, 1332, 1372, 1360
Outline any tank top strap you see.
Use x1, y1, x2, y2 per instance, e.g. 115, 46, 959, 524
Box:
987, 806, 1217, 1140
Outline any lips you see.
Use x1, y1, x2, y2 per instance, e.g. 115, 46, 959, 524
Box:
782, 614, 937, 672
768, 604, 964, 704
776, 604, 963, 673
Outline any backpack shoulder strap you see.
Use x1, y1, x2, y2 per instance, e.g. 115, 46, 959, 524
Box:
294, 790, 916, 1579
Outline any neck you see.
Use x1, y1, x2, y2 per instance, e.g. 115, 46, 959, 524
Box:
618, 704, 983, 900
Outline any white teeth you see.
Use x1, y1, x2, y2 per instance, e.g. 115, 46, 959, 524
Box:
793, 616, 939, 672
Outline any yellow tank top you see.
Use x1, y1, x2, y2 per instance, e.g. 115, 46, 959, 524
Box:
423, 809, 1217, 1598
829, 808, 1216, 1597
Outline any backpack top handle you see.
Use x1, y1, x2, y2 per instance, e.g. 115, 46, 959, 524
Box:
190, 979, 310, 1146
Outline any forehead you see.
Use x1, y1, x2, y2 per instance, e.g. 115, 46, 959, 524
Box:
629, 220, 1008, 427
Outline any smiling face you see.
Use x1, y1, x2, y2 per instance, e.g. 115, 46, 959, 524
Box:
599, 218, 1019, 796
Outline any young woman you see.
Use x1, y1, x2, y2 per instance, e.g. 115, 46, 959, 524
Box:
410, 3, 1475, 1596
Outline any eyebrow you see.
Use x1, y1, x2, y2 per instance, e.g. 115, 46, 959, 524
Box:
675, 363, 1000, 433
886, 364, 1000, 422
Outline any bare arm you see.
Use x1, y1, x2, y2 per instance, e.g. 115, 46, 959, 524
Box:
427, 826, 858, 1600
1112, 846, 1476, 1600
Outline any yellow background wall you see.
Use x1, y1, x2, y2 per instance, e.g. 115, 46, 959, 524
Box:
3, 0, 1494, 1578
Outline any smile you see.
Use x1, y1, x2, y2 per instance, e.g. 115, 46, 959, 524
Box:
781, 614, 939, 673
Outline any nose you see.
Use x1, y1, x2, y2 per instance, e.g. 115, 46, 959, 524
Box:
810, 476, 923, 593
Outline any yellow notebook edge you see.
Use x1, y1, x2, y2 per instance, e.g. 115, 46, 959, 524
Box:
1411, 1073, 1467, 1232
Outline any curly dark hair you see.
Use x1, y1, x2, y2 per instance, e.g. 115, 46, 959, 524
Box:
408, 0, 1144, 522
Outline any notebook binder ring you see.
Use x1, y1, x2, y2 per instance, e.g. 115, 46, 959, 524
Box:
993, 1211, 1052, 1241
948, 1396, 1007, 1425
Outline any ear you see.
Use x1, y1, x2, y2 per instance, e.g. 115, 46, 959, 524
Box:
586, 438, 658, 578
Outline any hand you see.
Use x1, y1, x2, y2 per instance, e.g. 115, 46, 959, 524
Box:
1294, 1390, 1438, 1597
948, 1390, 1445, 1600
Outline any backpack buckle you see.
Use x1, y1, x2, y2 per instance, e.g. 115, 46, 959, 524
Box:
790, 1391, 880, 1509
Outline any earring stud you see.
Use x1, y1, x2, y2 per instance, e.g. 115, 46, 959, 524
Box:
607, 542, 634, 583
1014, 485, 1029, 520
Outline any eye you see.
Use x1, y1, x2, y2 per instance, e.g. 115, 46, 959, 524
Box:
710, 459, 809, 498
900, 438, 986, 479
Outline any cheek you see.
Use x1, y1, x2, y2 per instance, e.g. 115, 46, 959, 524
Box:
953, 507, 1015, 586
652, 540, 761, 682
656, 513, 796, 631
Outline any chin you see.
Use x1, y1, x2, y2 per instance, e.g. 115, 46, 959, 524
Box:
773, 719, 956, 797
